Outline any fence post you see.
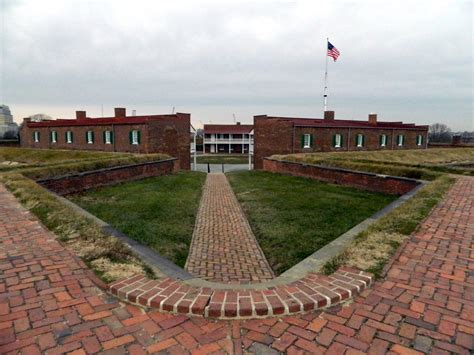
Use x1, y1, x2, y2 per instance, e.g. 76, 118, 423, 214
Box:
222, 163, 224, 173
207, 163, 210, 173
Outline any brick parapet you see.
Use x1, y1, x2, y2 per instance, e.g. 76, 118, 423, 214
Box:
37, 158, 179, 195
109, 267, 373, 319
263, 158, 419, 195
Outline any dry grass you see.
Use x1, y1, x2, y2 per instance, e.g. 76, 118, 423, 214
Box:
323, 175, 455, 277
0, 172, 153, 283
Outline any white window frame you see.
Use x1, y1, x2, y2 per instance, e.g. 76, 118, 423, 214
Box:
356, 134, 364, 147
335, 134, 342, 148
303, 134, 311, 148
105, 131, 112, 144
33, 131, 40, 143
380, 134, 387, 147
66, 131, 73, 144
131, 130, 139, 145
86, 131, 94, 144
51, 131, 57, 143
416, 135, 422, 146
397, 135, 404, 146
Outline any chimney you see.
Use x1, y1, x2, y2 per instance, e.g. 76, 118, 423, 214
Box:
76, 111, 87, 120
324, 111, 335, 121
368, 113, 377, 125
114, 107, 126, 118
236, 122, 241, 125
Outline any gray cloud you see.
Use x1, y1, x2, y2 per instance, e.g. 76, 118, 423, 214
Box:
1, 0, 472, 130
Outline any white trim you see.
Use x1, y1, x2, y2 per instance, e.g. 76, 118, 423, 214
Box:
131, 130, 139, 145
66, 131, 73, 144
105, 131, 112, 144
33, 131, 40, 143
86, 131, 94, 144
335, 134, 341, 148
303, 134, 311, 148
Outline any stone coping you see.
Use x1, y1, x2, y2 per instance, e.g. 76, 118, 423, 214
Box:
109, 267, 373, 319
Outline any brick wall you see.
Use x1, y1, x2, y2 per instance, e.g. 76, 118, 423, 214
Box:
37, 158, 180, 195
254, 116, 294, 169
19, 112, 191, 170
263, 158, 419, 195
253, 116, 428, 169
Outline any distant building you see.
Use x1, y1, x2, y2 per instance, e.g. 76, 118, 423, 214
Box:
203, 123, 253, 154
0, 105, 19, 139
254, 111, 429, 169
19, 107, 191, 170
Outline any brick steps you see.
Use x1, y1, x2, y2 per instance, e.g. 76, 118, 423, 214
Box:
108, 267, 373, 319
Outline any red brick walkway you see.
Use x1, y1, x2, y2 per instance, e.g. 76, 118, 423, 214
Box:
1, 177, 473, 354
185, 173, 274, 283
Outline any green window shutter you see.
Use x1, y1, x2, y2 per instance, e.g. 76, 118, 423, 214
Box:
129, 131, 133, 144
32, 132, 35, 141
340, 134, 344, 147
332, 135, 336, 147
137, 130, 141, 144
301, 135, 304, 148
91, 131, 94, 143
103, 131, 106, 143
71, 132, 74, 142
110, 131, 114, 144
379, 135, 383, 146
420, 135, 423, 145
362, 135, 365, 146
85, 131, 88, 142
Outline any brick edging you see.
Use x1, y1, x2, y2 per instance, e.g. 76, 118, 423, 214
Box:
108, 267, 373, 319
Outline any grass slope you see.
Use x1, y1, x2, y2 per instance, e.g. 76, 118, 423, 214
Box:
69, 172, 206, 267
227, 170, 396, 275
275, 148, 474, 178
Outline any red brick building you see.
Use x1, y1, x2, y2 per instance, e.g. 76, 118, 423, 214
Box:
20, 108, 191, 170
203, 123, 253, 154
254, 111, 429, 169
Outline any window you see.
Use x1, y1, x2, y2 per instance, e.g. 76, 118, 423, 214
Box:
416, 135, 423, 146
33, 131, 40, 143
397, 135, 404, 146
380, 134, 387, 147
302, 134, 312, 148
130, 130, 141, 145
104, 130, 113, 144
66, 131, 73, 144
356, 134, 364, 147
50, 131, 57, 143
333, 134, 342, 148
86, 130, 94, 144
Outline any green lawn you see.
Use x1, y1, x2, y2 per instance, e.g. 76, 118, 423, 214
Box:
69, 171, 206, 267
196, 154, 251, 164
227, 171, 397, 275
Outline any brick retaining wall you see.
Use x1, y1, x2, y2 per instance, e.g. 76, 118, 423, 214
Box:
263, 158, 419, 195
37, 158, 179, 195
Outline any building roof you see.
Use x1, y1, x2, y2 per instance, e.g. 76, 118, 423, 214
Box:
204, 124, 254, 134
259, 116, 429, 130
26, 113, 188, 128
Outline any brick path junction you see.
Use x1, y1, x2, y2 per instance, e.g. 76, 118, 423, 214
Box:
0, 177, 473, 354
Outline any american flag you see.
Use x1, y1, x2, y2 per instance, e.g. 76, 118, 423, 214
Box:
327, 41, 340, 61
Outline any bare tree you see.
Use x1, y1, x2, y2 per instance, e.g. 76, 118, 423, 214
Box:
429, 123, 452, 143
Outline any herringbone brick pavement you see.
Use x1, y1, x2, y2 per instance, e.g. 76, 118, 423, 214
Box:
185, 173, 274, 283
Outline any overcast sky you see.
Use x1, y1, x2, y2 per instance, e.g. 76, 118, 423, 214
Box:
1, 0, 472, 130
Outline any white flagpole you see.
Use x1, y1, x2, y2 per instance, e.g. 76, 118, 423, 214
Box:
323, 37, 329, 112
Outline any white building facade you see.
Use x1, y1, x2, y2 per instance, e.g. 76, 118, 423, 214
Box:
203, 123, 253, 154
